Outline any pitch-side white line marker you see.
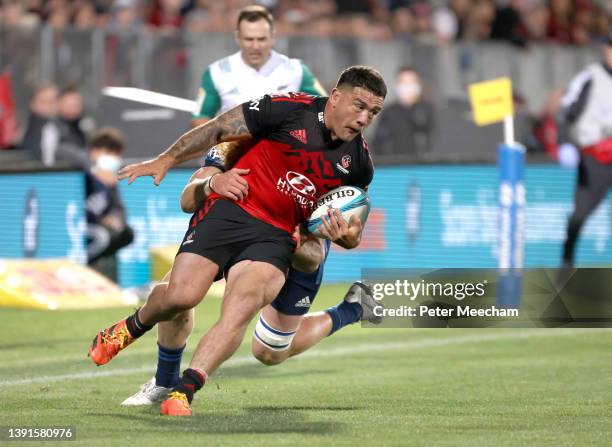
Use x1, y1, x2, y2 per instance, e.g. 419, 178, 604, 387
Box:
1, 329, 607, 387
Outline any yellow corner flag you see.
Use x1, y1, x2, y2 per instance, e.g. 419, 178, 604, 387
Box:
468, 77, 513, 126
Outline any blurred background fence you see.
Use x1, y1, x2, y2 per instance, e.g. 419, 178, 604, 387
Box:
0, 25, 602, 163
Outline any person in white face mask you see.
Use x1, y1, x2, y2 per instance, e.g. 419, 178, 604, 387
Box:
85, 127, 134, 281
373, 66, 433, 158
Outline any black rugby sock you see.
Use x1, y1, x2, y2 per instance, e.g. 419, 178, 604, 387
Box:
125, 309, 153, 338
173, 368, 206, 404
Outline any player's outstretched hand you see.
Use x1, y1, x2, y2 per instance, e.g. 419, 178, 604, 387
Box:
318, 208, 363, 248
211, 168, 250, 201
119, 155, 174, 186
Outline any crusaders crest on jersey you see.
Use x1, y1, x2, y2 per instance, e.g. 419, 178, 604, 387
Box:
341, 155, 352, 169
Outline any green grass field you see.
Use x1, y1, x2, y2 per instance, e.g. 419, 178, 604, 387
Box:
1, 283, 611, 446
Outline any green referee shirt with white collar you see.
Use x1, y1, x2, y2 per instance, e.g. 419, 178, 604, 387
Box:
192, 50, 326, 119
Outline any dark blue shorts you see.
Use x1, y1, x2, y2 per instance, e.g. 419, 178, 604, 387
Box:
270, 240, 331, 316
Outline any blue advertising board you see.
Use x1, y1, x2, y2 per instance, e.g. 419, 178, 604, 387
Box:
0, 167, 608, 288
0, 172, 86, 262
116, 165, 612, 287
117, 173, 193, 287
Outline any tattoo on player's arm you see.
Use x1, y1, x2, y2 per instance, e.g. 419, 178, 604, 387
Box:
165, 106, 252, 164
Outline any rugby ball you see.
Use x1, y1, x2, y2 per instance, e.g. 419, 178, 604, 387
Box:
306, 186, 371, 238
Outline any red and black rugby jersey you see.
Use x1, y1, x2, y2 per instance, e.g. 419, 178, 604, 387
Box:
209, 92, 374, 234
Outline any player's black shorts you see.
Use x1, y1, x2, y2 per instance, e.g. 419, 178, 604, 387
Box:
178, 199, 296, 275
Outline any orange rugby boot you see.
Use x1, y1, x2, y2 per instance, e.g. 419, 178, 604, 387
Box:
161, 391, 193, 417
88, 318, 136, 366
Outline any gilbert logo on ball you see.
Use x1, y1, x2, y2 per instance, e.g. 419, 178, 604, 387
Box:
306, 186, 371, 238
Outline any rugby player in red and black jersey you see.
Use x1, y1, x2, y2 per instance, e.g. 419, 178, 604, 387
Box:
88, 66, 387, 416
120, 150, 383, 407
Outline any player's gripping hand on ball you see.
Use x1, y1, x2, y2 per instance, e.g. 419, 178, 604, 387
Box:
318, 208, 363, 249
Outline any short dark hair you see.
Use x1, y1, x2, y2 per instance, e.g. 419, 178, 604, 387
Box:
236, 5, 274, 30
89, 127, 124, 153
336, 65, 387, 98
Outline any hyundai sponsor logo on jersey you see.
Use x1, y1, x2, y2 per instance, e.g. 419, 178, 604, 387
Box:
276, 171, 317, 209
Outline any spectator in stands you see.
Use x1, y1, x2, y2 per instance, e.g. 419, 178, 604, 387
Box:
431, 3, 459, 43
1, 0, 40, 28
107, 0, 141, 35
290, 0, 336, 36
443, 0, 472, 40
592, 8, 610, 44
23, 0, 44, 17
523, 3, 550, 43
303, 0, 337, 19
1, 0, 608, 46
490, 0, 530, 47
0, 71, 19, 150
183, 0, 234, 33
333, 12, 390, 40
332, 0, 390, 39
183, 0, 211, 33
385, 3, 428, 42
373, 66, 433, 157
546, 0, 573, 44
571, 0, 596, 46
58, 87, 93, 150
410, 2, 434, 42
390, 6, 413, 40
85, 127, 134, 281
527, 88, 563, 160
334, 0, 374, 16
105, 0, 142, 86
46, 1, 71, 30
22, 84, 93, 167
73, 1, 99, 30
463, 0, 494, 41
307, 15, 335, 37
22, 84, 61, 165
148, 0, 185, 35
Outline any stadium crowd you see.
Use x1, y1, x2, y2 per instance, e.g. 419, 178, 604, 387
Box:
1, 0, 610, 164
0, 0, 609, 45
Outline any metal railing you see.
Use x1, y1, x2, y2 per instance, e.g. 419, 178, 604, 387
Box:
1, 25, 603, 162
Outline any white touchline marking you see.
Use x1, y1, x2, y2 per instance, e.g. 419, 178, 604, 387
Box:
2, 346, 164, 368
0, 329, 608, 387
